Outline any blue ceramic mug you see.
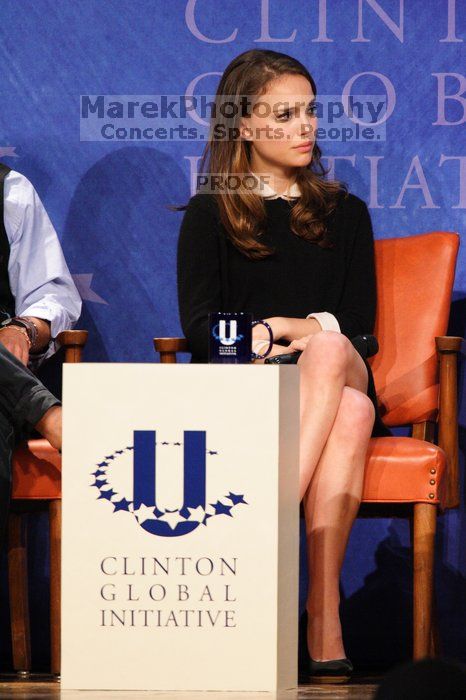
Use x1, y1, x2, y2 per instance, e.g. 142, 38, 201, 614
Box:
208, 312, 274, 364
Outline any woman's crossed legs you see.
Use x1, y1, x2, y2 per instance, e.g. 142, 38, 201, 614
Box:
297, 331, 375, 661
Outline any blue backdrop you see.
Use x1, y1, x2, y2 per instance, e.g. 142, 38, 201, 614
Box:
0, 0, 464, 670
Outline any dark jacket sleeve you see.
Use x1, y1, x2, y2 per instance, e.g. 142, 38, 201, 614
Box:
177, 195, 222, 362
333, 198, 377, 339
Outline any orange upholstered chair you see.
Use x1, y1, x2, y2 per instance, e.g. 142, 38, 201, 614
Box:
154, 231, 462, 661
362, 231, 461, 659
8, 330, 87, 677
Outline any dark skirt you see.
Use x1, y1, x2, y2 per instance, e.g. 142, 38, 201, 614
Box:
363, 358, 392, 438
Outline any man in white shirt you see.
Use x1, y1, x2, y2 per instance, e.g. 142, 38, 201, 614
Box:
0, 163, 81, 544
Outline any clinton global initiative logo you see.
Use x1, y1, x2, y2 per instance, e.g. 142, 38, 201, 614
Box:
91, 430, 248, 537
212, 319, 243, 347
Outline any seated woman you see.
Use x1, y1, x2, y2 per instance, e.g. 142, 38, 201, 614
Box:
176, 48, 391, 684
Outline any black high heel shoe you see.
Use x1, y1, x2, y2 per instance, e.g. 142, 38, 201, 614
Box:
308, 656, 353, 684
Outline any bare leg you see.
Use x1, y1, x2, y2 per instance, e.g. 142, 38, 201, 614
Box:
298, 331, 369, 501
304, 387, 374, 660
297, 332, 375, 660
35, 405, 62, 452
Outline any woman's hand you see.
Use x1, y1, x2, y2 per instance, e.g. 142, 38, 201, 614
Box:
285, 334, 314, 353
253, 333, 313, 363
252, 342, 292, 364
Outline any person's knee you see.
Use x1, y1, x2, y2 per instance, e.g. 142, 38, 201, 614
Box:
335, 386, 375, 437
300, 331, 352, 376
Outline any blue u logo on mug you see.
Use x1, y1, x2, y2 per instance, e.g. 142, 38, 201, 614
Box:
208, 312, 273, 364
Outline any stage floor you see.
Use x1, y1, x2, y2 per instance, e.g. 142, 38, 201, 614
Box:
0, 676, 380, 699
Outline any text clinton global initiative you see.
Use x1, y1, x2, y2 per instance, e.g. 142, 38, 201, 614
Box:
99, 555, 239, 628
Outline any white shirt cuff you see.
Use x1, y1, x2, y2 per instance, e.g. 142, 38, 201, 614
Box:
20, 301, 72, 339
306, 312, 341, 333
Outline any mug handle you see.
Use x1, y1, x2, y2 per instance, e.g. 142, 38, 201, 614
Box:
251, 320, 274, 360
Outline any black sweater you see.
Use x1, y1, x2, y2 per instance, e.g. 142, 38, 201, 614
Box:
177, 190, 377, 363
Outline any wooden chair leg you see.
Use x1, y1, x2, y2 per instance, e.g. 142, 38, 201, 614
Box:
49, 500, 61, 676
413, 502, 437, 659
8, 511, 31, 675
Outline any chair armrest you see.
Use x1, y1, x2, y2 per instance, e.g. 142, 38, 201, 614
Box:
435, 335, 463, 509
56, 330, 88, 364
153, 337, 189, 363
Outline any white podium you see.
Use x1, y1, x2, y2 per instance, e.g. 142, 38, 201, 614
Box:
61, 364, 300, 692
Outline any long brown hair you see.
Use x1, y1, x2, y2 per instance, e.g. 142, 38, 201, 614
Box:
174, 49, 347, 259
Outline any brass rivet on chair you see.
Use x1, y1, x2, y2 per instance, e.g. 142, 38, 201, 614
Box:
430, 479, 436, 485
430, 468, 436, 474
429, 493, 435, 499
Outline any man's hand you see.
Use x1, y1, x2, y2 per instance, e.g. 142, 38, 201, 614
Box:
0, 328, 30, 365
